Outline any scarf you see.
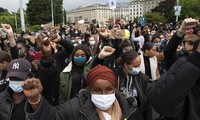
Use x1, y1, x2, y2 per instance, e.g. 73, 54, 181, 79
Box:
96, 99, 122, 120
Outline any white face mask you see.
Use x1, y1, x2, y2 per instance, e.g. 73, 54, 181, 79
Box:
128, 66, 141, 75
89, 41, 96, 46
9, 81, 24, 93
91, 93, 116, 110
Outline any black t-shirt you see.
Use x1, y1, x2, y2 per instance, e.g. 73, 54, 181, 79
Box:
143, 55, 152, 79
10, 99, 26, 120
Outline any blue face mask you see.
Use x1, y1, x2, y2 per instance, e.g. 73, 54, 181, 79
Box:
74, 57, 86, 63
128, 66, 141, 75
9, 81, 24, 93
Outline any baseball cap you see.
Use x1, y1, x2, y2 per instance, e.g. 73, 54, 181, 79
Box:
6, 58, 31, 80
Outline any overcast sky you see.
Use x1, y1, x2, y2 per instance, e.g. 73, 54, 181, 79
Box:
0, 0, 128, 12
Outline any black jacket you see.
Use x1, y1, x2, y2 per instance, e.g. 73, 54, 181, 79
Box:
25, 89, 143, 120
147, 52, 200, 120
0, 88, 26, 120
115, 67, 152, 120
0, 70, 8, 92
164, 32, 184, 70
39, 55, 59, 106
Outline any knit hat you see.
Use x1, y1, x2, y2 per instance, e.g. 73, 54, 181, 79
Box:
87, 65, 115, 88
6, 58, 31, 80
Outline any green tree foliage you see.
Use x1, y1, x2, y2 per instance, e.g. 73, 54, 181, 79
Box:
26, 0, 63, 25
0, 8, 21, 32
151, 0, 176, 22
0, 7, 9, 16
179, 0, 200, 19
152, 0, 200, 22
144, 12, 167, 24
152, 0, 176, 18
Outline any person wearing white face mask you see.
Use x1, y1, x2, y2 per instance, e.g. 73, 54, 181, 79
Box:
23, 64, 143, 120
0, 58, 32, 120
91, 46, 153, 120
86, 36, 100, 56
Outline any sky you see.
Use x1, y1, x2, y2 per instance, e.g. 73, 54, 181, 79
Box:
0, 0, 128, 12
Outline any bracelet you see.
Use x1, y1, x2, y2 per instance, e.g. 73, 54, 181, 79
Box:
28, 94, 41, 105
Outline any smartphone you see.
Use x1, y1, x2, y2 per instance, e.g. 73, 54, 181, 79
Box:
34, 52, 42, 60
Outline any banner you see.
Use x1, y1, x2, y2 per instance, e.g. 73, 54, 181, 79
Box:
174, 6, 181, 16
109, 0, 116, 9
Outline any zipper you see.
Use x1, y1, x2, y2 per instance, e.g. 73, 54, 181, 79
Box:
8, 100, 14, 120
134, 75, 144, 112
79, 109, 89, 120
125, 106, 137, 119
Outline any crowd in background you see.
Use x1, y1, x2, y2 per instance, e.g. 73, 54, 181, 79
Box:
0, 18, 200, 120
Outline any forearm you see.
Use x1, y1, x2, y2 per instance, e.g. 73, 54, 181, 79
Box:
8, 34, 16, 47
58, 38, 74, 53
91, 55, 105, 68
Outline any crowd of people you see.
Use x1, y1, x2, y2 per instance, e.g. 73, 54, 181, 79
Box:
0, 17, 200, 120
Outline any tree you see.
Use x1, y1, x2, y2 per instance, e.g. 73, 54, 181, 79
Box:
144, 12, 167, 24
26, 0, 63, 25
63, 9, 67, 25
179, 0, 200, 19
0, 8, 21, 32
0, 7, 9, 16
151, 0, 176, 22
152, 0, 200, 22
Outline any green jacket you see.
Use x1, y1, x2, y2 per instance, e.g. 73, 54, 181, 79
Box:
59, 57, 93, 104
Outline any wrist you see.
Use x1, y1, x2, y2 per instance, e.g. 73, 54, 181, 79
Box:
98, 53, 105, 59
28, 94, 41, 105
177, 29, 185, 37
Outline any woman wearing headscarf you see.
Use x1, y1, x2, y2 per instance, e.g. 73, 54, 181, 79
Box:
92, 46, 152, 120
23, 65, 143, 120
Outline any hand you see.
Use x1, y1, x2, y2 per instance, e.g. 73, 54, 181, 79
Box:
23, 78, 43, 99
36, 34, 52, 57
32, 60, 40, 70
1, 24, 14, 37
1, 24, 16, 47
179, 18, 199, 33
98, 46, 115, 59
50, 33, 61, 43
97, 28, 111, 39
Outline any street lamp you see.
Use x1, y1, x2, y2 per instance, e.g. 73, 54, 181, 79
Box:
15, 13, 18, 33
51, 0, 54, 26
19, 0, 26, 32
